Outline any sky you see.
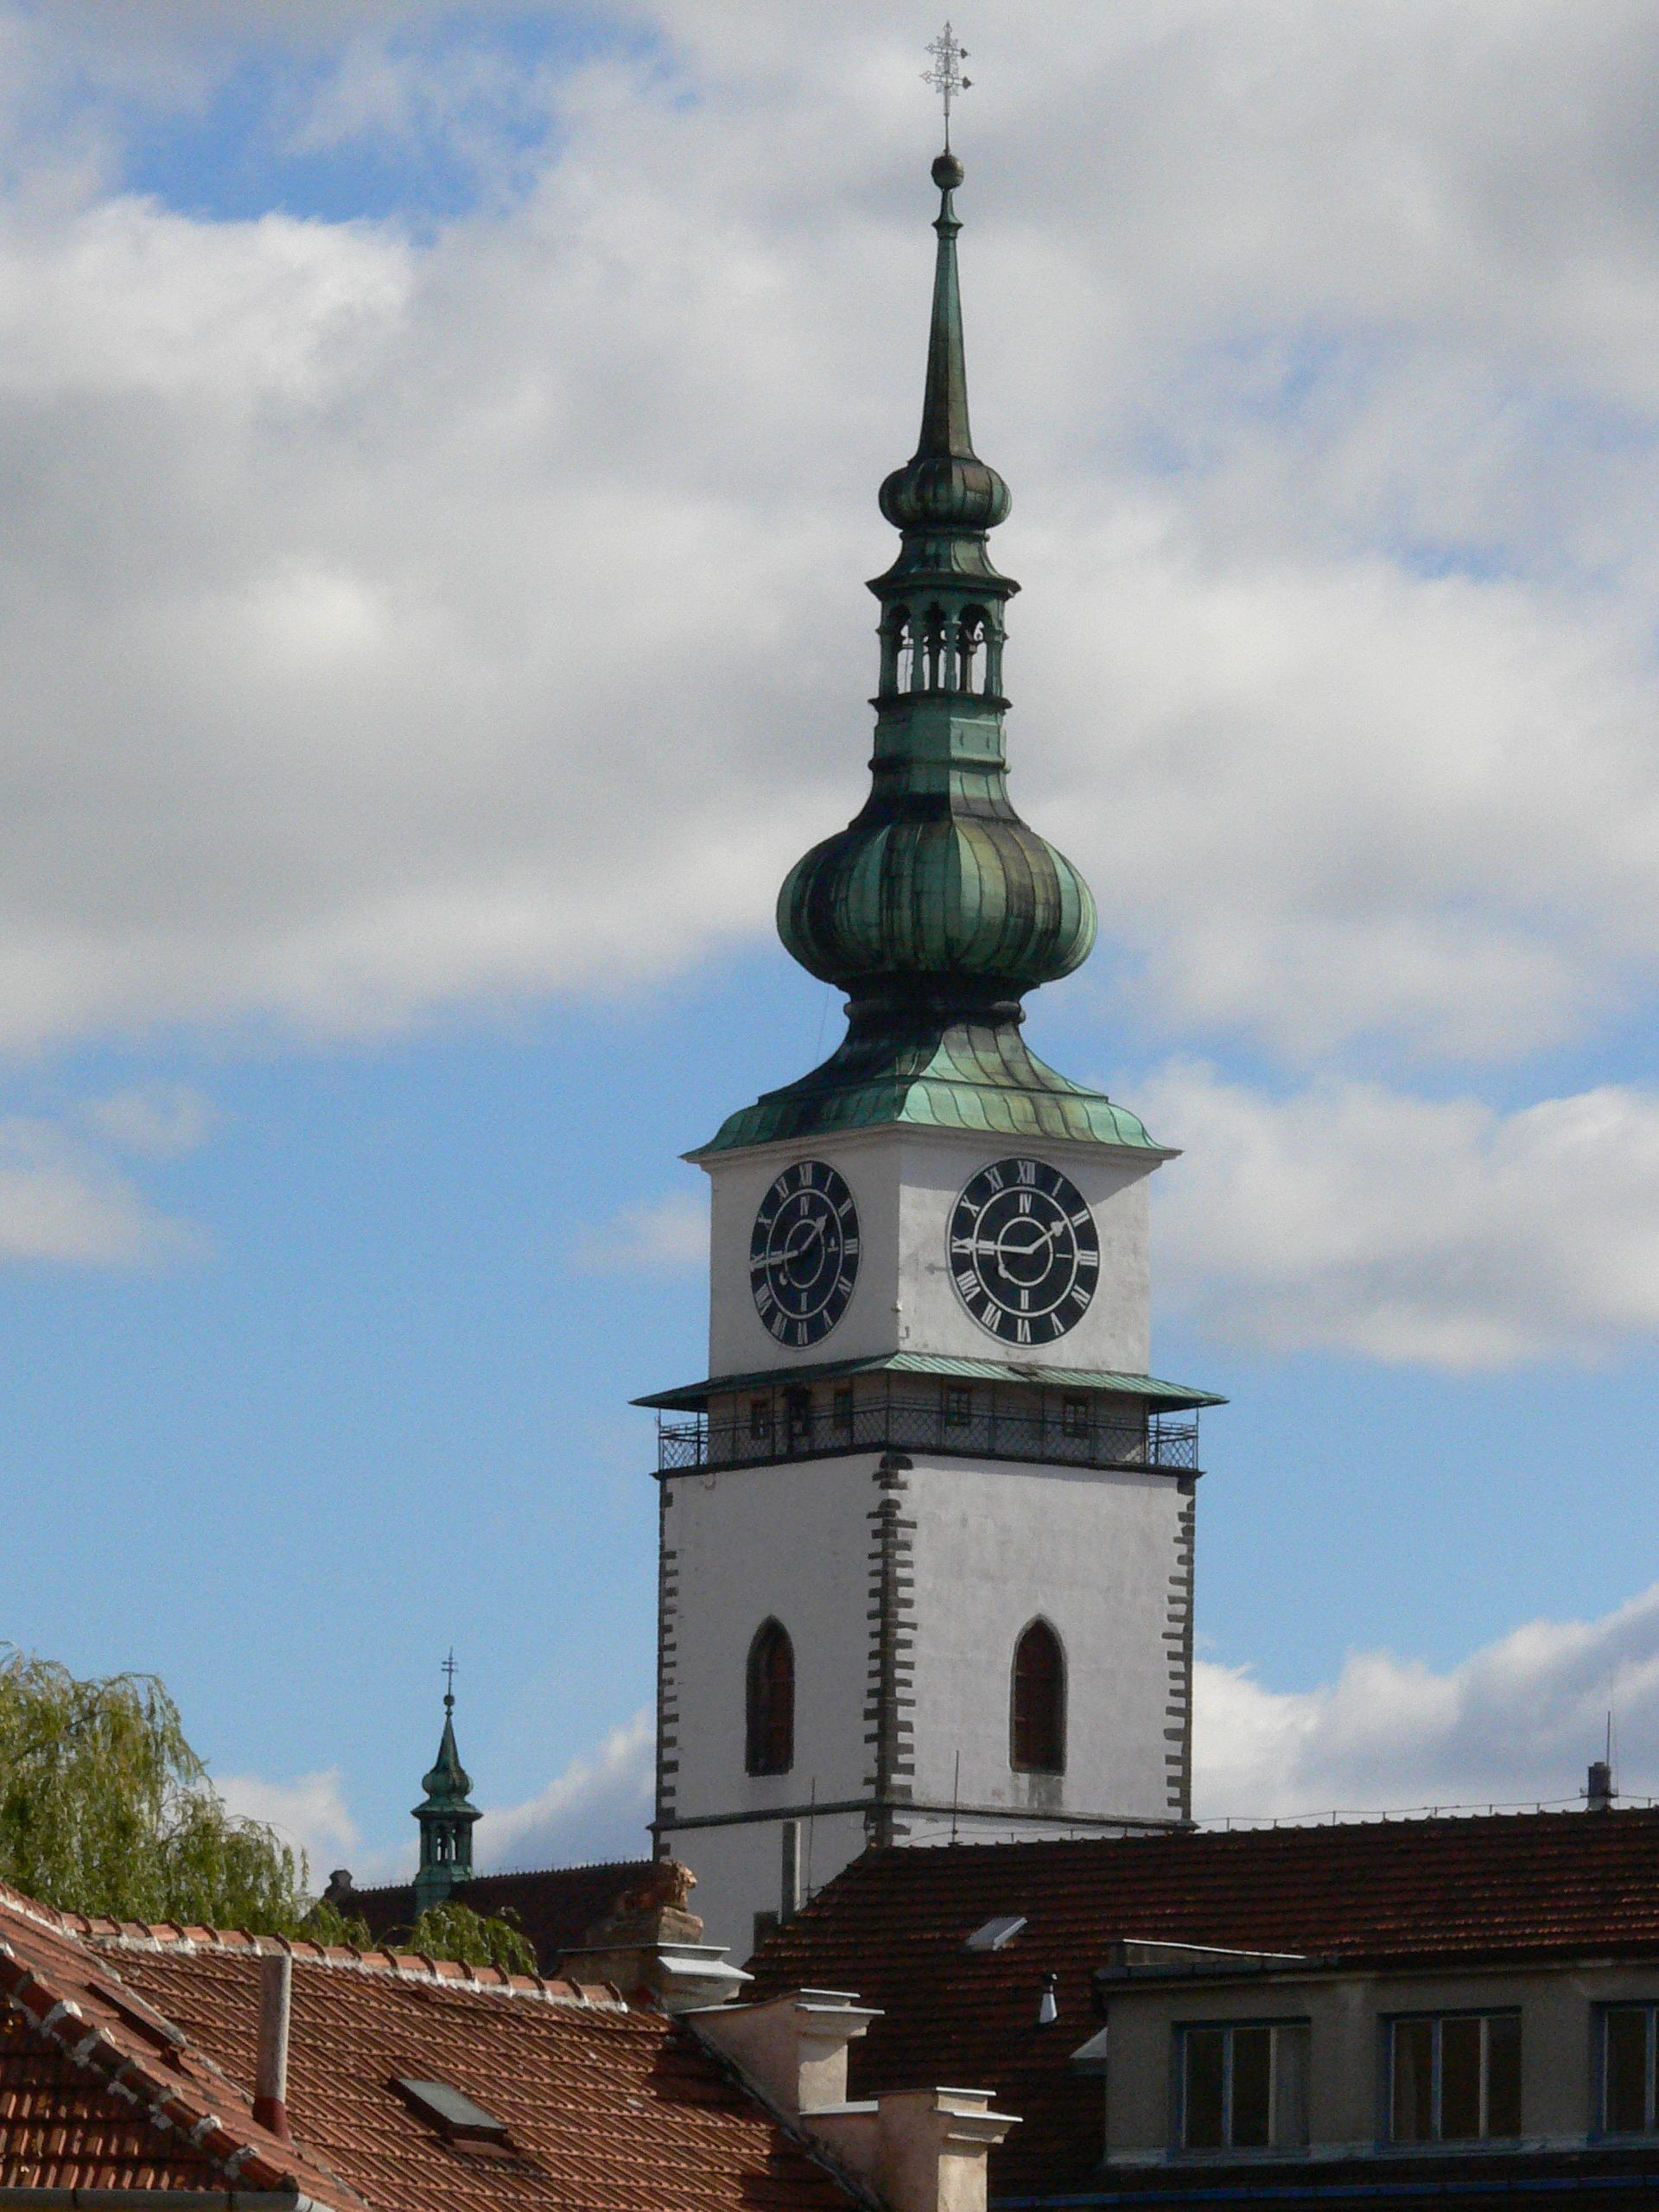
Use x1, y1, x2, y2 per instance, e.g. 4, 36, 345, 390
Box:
10, 0, 1659, 1884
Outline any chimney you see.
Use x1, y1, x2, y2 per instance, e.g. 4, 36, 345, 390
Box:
1586, 1759, 1618, 1814
780, 1821, 804, 1925
693, 1988, 878, 2113
252, 1950, 292, 2141
558, 1859, 752, 2012
693, 1991, 1018, 2212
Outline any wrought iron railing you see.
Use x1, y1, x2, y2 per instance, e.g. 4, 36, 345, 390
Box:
655, 1396, 1199, 1478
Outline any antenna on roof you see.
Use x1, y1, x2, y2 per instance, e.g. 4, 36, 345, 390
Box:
950, 1749, 961, 1844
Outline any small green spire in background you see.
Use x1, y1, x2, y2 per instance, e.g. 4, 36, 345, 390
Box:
412, 1649, 480, 1917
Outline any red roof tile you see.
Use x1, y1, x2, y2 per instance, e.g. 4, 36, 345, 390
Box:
0, 1883, 861, 2212
750, 1808, 1659, 2196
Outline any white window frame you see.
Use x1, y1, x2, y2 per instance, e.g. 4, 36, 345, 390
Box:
1599, 2004, 1659, 2137
1384, 2011, 1521, 2145
1175, 2019, 1310, 2155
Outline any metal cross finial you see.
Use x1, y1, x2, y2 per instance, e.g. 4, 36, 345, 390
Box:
923, 22, 971, 148
442, 1649, 457, 1706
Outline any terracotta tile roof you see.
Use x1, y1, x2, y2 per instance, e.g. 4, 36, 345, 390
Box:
0, 1881, 360, 2203
750, 1808, 1659, 2197
0, 1883, 862, 2212
346, 1861, 655, 1971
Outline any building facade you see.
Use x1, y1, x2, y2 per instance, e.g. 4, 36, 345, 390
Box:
640, 149, 1221, 1953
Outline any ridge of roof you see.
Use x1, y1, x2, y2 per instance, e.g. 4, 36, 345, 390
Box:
346, 1855, 652, 1902
69, 1918, 623, 2008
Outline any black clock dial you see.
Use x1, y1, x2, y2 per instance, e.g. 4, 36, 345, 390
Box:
948, 1156, 1099, 1345
750, 1160, 860, 1347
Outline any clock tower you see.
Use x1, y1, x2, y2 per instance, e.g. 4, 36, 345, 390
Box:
638, 147, 1223, 1953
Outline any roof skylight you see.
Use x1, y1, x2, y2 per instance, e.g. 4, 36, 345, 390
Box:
391, 2077, 513, 2149
963, 1914, 1027, 1953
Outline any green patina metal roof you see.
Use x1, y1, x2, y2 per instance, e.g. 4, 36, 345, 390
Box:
696, 1017, 1167, 1157
702, 151, 1154, 1162
634, 1351, 1226, 1414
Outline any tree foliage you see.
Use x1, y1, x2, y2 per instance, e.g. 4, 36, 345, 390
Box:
0, 1650, 540, 1973
0, 1649, 309, 1929
400, 1900, 538, 1975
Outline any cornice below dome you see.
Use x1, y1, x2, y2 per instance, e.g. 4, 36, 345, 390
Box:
695, 1017, 1167, 1158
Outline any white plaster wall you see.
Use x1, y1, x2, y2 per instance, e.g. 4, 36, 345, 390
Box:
704, 1128, 1160, 1377
663, 1452, 880, 1815
902, 1458, 1185, 1825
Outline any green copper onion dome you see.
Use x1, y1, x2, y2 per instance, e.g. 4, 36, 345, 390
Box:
701, 149, 1159, 1161
777, 149, 1096, 1018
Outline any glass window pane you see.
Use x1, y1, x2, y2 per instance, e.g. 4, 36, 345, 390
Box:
1484, 2015, 1521, 2139
1184, 2028, 1226, 2150
1440, 2016, 1483, 2141
1230, 2026, 1272, 2148
1605, 2010, 1651, 2133
1392, 2019, 1435, 2143
1273, 2024, 1310, 2150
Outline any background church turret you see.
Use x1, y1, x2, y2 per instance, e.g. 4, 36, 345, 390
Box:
412, 1655, 480, 1916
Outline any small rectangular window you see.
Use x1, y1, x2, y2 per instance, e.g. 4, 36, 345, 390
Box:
1177, 2023, 1309, 2153
944, 1384, 972, 1427
391, 2078, 513, 2149
832, 1387, 854, 1433
1387, 2014, 1521, 2144
1061, 1395, 1090, 1440
1602, 2006, 1659, 2134
749, 1396, 772, 1441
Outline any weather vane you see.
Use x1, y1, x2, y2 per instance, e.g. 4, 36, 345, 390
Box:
923, 22, 971, 148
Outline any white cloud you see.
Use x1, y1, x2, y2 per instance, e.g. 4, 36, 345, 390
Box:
0, 1115, 200, 1265
1, 6, 1658, 1065
84, 1083, 217, 1158
1193, 1582, 1659, 1822
1144, 1065, 1659, 1369
218, 1765, 360, 1879
572, 1190, 706, 1274
475, 1711, 654, 1873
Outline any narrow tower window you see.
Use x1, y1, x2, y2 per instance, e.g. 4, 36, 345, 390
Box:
747, 1618, 795, 1776
959, 608, 985, 690
1011, 1619, 1065, 1774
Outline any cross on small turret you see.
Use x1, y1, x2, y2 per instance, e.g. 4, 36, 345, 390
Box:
923, 23, 971, 146
442, 1649, 457, 1706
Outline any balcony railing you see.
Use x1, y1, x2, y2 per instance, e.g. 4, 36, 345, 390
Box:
655, 1395, 1199, 1479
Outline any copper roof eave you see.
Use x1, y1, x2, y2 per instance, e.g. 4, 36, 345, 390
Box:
634, 1352, 1228, 1414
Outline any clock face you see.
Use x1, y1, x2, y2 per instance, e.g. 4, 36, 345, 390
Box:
750, 1159, 860, 1347
949, 1156, 1100, 1345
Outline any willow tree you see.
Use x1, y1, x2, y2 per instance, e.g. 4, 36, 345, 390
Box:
0, 1649, 309, 1929
0, 1651, 537, 1970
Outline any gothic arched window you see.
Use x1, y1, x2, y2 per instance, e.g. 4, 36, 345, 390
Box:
747, 1618, 795, 1776
1010, 1618, 1065, 1775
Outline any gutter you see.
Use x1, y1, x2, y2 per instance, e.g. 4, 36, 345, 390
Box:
995, 2176, 1659, 2208
0, 2193, 327, 2210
